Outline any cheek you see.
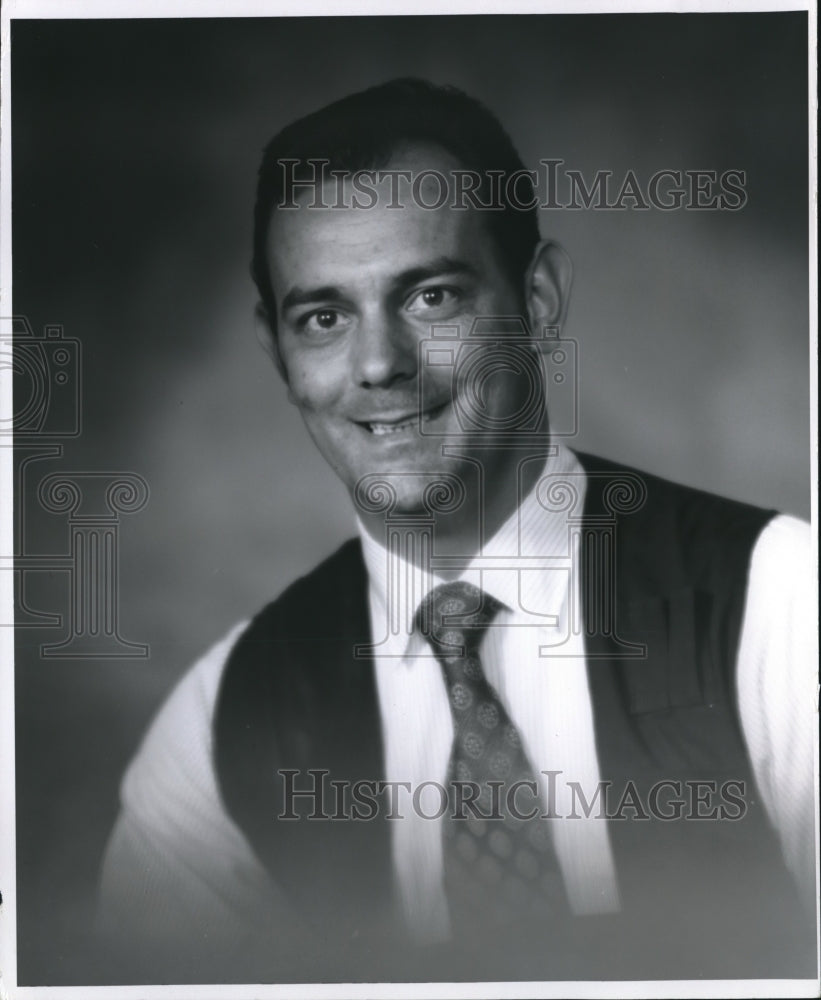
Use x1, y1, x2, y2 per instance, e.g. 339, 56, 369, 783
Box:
284, 356, 348, 415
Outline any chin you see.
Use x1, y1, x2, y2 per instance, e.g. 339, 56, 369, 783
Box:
347, 461, 471, 522
390, 487, 438, 516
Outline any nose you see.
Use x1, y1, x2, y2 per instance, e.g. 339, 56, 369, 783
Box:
352, 310, 417, 389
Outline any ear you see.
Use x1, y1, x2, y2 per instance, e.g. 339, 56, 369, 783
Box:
255, 302, 295, 402
524, 240, 573, 341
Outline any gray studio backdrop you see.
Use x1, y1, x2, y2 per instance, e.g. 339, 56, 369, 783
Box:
11, 13, 809, 983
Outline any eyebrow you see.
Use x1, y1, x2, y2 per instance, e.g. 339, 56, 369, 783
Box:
279, 256, 479, 314
391, 256, 480, 290
281, 285, 345, 313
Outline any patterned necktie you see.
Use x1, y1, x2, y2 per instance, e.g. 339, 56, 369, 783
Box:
416, 580, 568, 935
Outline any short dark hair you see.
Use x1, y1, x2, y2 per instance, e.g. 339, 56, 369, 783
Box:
251, 78, 541, 325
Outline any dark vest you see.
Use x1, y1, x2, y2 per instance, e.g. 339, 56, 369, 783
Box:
214, 453, 815, 981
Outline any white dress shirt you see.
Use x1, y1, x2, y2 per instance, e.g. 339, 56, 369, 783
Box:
98, 447, 817, 946
363, 444, 619, 943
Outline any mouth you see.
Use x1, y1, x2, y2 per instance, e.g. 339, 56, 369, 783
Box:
357, 400, 450, 436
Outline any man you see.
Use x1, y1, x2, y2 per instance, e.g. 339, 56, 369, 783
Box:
98, 79, 816, 983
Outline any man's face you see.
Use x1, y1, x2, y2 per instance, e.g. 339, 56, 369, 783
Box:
265, 146, 544, 516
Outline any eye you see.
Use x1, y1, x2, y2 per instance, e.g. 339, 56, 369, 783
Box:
298, 308, 350, 335
406, 286, 459, 313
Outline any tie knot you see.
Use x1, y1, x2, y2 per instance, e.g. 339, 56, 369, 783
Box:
416, 581, 502, 661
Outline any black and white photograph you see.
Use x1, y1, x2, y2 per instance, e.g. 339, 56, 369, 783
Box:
1, 1, 818, 995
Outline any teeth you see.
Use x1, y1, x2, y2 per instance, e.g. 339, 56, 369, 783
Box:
370, 416, 417, 435
367, 403, 446, 436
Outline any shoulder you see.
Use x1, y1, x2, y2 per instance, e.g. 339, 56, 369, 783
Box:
750, 512, 810, 569
574, 450, 777, 594
743, 513, 813, 643
112, 538, 367, 871
266, 536, 365, 610
236, 536, 366, 643
126, 536, 367, 797
120, 620, 249, 823
100, 621, 298, 965
736, 513, 815, 910
574, 448, 775, 527
214, 536, 371, 749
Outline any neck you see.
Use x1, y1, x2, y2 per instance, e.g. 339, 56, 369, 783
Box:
358, 440, 553, 580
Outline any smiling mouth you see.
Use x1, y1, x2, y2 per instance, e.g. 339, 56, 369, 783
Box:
360, 401, 450, 436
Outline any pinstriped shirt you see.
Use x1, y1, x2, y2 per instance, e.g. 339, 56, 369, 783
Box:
360, 444, 620, 943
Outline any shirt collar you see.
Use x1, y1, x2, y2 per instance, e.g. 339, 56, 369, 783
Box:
358, 442, 584, 659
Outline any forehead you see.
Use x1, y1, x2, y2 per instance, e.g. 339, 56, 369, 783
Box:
265, 146, 506, 299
